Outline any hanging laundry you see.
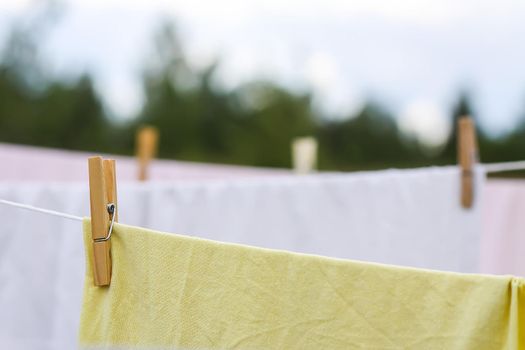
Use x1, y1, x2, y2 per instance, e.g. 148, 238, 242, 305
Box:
481, 179, 525, 277
120, 166, 485, 273
0, 184, 85, 350
0, 143, 287, 182
0, 166, 486, 349
79, 219, 524, 349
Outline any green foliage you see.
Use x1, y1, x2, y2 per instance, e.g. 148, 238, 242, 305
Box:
1, 20, 525, 174
0, 68, 110, 151
319, 103, 421, 170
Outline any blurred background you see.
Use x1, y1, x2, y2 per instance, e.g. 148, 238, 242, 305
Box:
1, 0, 525, 171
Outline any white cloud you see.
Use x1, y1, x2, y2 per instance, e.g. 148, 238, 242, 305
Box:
305, 53, 339, 93
304, 52, 363, 117
89, 0, 468, 25
399, 100, 451, 147
41, 0, 494, 27
96, 75, 144, 119
2, 0, 525, 130
0, 0, 33, 12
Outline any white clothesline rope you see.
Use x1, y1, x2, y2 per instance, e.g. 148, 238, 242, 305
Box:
0, 199, 83, 221
482, 161, 525, 173
0, 160, 524, 222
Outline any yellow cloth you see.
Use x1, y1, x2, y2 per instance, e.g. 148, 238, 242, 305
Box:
79, 219, 524, 349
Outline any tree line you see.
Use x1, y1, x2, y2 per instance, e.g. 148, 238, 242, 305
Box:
1, 21, 524, 172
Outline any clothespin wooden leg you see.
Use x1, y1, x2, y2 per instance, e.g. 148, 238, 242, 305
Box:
103, 159, 118, 222
458, 116, 478, 209
88, 156, 118, 286
136, 126, 159, 181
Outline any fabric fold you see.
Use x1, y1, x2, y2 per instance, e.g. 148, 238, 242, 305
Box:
79, 219, 524, 349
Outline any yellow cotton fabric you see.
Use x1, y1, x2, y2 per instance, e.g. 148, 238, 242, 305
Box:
79, 219, 524, 349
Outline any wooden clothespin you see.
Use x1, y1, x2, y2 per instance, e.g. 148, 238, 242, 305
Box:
457, 116, 478, 209
88, 156, 118, 286
292, 137, 318, 174
136, 126, 159, 181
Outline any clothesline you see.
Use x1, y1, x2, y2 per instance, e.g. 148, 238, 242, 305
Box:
0, 199, 82, 221
1, 161, 525, 222
482, 160, 525, 173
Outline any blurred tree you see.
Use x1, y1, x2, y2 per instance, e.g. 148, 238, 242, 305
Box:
500, 111, 525, 162
38, 76, 109, 151
230, 82, 316, 167
138, 23, 317, 167
138, 27, 233, 161
0, 1, 62, 91
0, 15, 524, 174
318, 103, 418, 170
0, 2, 112, 152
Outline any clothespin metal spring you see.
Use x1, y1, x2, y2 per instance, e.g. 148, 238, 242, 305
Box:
94, 203, 116, 243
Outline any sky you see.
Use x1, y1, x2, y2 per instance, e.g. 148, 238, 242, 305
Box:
2, 0, 525, 146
